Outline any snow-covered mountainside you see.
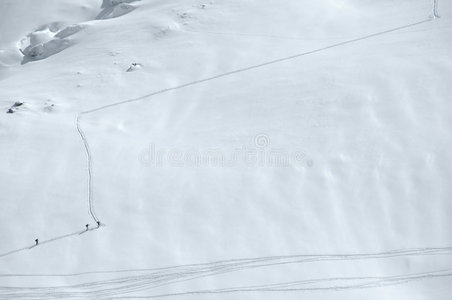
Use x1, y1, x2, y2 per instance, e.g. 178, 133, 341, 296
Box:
1, 0, 452, 299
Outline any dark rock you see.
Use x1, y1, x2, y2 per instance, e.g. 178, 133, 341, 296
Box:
6, 108, 14, 114
12, 101, 24, 107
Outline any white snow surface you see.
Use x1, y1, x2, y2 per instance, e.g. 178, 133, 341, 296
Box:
1, 0, 452, 299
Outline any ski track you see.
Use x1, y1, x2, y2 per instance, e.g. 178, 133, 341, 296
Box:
76, 115, 98, 223
113, 269, 452, 299
433, 0, 440, 18
1, 247, 452, 299
0, 228, 101, 259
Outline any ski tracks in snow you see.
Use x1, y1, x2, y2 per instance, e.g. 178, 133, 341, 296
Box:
76, 114, 98, 223
1, 247, 452, 299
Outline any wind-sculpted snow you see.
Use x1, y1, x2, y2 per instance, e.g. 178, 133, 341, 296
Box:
96, 0, 139, 20
17, 0, 140, 63
18, 23, 78, 63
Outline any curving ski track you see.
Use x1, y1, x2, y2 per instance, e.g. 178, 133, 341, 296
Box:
76, 114, 98, 223
433, 0, 440, 18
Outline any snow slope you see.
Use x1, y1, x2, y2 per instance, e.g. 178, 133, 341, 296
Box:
1, 0, 452, 299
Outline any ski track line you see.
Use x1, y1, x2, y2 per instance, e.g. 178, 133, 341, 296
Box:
1, 247, 452, 299
433, 0, 440, 18
3, 245, 451, 277
77, 17, 433, 223
76, 115, 98, 223
111, 269, 452, 299
2, 267, 452, 299
0, 228, 101, 259
80, 18, 433, 114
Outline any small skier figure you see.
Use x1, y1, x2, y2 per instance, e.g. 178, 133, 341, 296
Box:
96, 221, 101, 228
85, 224, 89, 231
35, 239, 38, 246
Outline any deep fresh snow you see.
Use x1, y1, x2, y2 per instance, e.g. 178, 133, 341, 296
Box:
1, 0, 452, 299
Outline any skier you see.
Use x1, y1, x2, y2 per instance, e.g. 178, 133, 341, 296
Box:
35, 239, 38, 246
96, 221, 101, 228
85, 224, 89, 231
